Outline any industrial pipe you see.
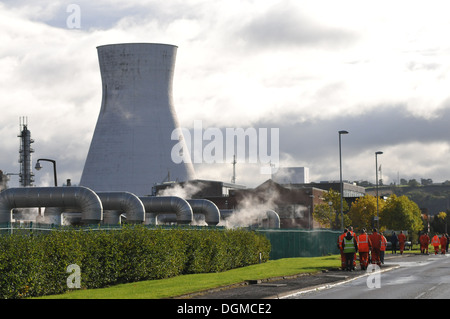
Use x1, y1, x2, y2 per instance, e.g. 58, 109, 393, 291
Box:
265, 210, 281, 229
97, 192, 145, 224
187, 199, 220, 226
218, 209, 280, 229
0, 187, 103, 224
140, 196, 193, 224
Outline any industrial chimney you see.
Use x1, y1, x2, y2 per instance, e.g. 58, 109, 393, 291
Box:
18, 117, 34, 187
80, 43, 195, 196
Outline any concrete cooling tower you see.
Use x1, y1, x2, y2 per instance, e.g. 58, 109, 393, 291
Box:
80, 43, 195, 196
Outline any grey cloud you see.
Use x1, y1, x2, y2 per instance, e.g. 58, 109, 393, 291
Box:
237, 2, 358, 50
249, 104, 450, 181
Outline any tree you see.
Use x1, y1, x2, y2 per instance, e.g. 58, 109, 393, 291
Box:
430, 211, 449, 234
313, 189, 350, 230
421, 178, 433, 186
347, 195, 381, 232
408, 179, 420, 187
379, 194, 423, 235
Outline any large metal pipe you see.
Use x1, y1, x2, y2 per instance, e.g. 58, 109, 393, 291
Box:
140, 196, 193, 224
187, 199, 220, 226
97, 192, 145, 224
218, 209, 280, 229
265, 210, 281, 229
0, 187, 103, 224
156, 199, 221, 226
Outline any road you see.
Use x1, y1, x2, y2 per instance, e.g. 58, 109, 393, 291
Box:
284, 254, 450, 299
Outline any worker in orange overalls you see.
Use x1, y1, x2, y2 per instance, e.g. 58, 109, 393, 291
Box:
380, 232, 387, 264
419, 232, 430, 254
338, 229, 348, 270
440, 234, 447, 255
398, 231, 407, 255
431, 234, 440, 255
348, 226, 358, 269
369, 228, 382, 267
357, 228, 371, 270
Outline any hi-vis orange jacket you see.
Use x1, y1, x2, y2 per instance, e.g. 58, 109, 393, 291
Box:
357, 233, 371, 252
432, 235, 440, 246
380, 235, 387, 251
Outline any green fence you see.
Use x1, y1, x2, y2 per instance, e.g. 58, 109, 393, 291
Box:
256, 229, 342, 259
1, 222, 341, 260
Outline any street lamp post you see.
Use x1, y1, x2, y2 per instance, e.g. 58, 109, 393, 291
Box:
35, 158, 58, 186
338, 130, 349, 230
375, 151, 383, 228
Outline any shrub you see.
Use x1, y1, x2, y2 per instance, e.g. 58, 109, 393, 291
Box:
0, 225, 270, 299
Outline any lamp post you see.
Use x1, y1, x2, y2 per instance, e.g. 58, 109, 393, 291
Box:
338, 130, 348, 230
375, 151, 383, 228
35, 158, 57, 186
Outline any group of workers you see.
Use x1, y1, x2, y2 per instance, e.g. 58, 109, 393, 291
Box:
338, 227, 407, 271
339, 227, 450, 271
418, 232, 449, 255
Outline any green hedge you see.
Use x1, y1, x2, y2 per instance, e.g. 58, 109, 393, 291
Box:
0, 226, 270, 299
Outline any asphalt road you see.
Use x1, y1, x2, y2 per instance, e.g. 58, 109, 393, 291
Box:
184, 253, 450, 300
285, 253, 450, 299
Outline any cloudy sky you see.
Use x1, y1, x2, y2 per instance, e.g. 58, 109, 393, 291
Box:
1, 0, 450, 189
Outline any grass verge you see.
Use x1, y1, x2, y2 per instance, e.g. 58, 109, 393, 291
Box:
36, 255, 341, 299
35, 247, 424, 299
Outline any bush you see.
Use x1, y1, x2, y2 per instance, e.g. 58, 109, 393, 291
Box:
0, 225, 270, 299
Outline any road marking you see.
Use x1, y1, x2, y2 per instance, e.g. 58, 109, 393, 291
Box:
415, 292, 426, 299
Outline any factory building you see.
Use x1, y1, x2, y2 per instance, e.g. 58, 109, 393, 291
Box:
155, 179, 327, 229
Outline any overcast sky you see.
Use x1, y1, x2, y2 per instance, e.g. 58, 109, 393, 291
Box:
1, 0, 450, 189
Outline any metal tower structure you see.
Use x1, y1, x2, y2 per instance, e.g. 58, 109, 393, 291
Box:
18, 117, 34, 187
80, 43, 195, 196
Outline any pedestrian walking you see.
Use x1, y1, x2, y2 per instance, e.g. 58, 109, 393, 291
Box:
369, 228, 382, 267
347, 226, 358, 269
357, 228, 372, 270
446, 233, 449, 253
419, 232, 430, 254
431, 234, 440, 255
380, 232, 387, 264
440, 234, 447, 255
398, 231, 406, 255
337, 228, 347, 270
390, 231, 398, 254
342, 230, 358, 271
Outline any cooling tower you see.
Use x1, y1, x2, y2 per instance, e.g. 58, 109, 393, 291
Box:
80, 43, 195, 196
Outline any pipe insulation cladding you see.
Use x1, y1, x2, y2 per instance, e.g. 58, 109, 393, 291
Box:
0, 187, 103, 224
97, 192, 146, 224
80, 43, 195, 196
155, 199, 221, 226
186, 199, 220, 226
140, 196, 193, 224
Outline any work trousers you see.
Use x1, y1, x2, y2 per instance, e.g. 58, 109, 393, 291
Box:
433, 245, 440, 255
399, 242, 405, 254
359, 251, 369, 270
344, 252, 355, 271
371, 248, 381, 266
421, 244, 428, 254
340, 251, 346, 269
441, 247, 446, 255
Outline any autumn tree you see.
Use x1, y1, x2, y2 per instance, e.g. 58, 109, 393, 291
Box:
379, 194, 422, 236
347, 194, 382, 232
313, 189, 350, 229
430, 211, 449, 234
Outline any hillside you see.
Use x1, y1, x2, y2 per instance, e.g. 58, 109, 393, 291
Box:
365, 184, 450, 216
